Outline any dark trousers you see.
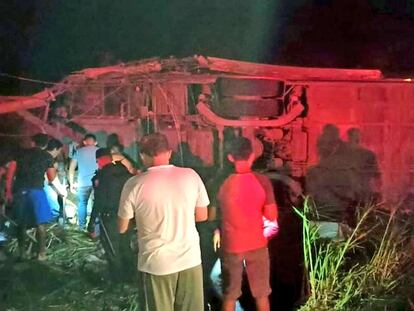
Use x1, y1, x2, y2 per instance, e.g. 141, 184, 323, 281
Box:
99, 214, 135, 281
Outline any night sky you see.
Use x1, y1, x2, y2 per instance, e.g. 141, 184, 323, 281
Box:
1, 0, 414, 95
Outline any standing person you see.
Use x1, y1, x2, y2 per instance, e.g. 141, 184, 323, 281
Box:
87, 147, 134, 280
0, 141, 19, 232
5, 133, 56, 260
68, 133, 98, 230
110, 142, 137, 175
118, 133, 209, 311
44, 138, 67, 221
216, 137, 277, 311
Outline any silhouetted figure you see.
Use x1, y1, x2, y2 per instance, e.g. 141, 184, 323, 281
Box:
106, 133, 121, 150
110, 142, 137, 175
345, 128, 381, 204
307, 125, 359, 226
316, 123, 342, 160
266, 172, 304, 311
44, 139, 67, 222
105, 133, 137, 174
171, 142, 203, 167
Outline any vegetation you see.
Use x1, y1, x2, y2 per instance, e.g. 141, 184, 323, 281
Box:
1, 199, 413, 311
0, 225, 140, 311
295, 198, 414, 311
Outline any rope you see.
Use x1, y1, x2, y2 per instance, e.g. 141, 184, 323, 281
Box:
0, 72, 138, 88
0, 72, 57, 86
0, 132, 30, 137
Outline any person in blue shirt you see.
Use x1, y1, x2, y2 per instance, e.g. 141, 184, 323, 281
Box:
68, 133, 98, 230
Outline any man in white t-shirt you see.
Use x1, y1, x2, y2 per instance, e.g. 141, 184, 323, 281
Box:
118, 133, 209, 311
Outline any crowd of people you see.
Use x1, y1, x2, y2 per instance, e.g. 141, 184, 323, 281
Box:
0, 130, 287, 311
0, 126, 381, 311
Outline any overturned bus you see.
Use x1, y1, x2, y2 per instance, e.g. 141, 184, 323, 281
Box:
1, 55, 413, 204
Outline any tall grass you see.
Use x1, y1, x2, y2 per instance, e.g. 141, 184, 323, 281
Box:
295, 198, 413, 311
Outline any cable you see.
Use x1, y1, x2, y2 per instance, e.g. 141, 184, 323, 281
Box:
0, 132, 30, 137
0, 72, 57, 86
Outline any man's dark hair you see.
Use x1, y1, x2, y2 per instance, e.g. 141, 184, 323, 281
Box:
96, 148, 111, 159
140, 133, 170, 156
31, 133, 49, 148
46, 138, 63, 151
84, 133, 97, 141
226, 137, 253, 160
106, 133, 120, 149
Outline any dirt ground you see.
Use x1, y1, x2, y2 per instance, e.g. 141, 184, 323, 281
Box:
0, 227, 140, 311
0, 222, 304, 311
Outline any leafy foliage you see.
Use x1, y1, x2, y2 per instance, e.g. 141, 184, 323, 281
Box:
296, 198, 414, 311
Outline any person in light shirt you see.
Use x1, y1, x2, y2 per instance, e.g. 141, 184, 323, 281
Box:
118, 133, 209, 311
68, 133, 98, 230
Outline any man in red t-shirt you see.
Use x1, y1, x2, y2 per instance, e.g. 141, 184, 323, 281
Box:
217, 137, 278, 311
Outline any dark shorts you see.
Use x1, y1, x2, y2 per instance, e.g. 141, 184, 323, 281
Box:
222, 247, 271, 300
13, 189, 52, 226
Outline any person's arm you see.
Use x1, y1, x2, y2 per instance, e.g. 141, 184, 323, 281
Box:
5, 160, 16, 203
195, 206, 208, 222
263, 203, 278, 222
213, 228, 221, 252
194, 171, 210, 222
120, 157, 136, 175
112, 153, 137, 175
208, 205, 217, 221
211, 178, 225, 251
255, 173, 278, 221
50, 177, 68, 197
118, 178, 136, 233
46, 167, 57, 182
68, 158, 77, 193
86, 174, 101, 233
118, 217, 130, 234
263, 216, 279, 239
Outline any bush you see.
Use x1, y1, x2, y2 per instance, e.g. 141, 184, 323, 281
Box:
295, 198, 414, 311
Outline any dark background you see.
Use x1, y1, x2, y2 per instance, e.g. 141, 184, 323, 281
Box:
1, 0, 414, 95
